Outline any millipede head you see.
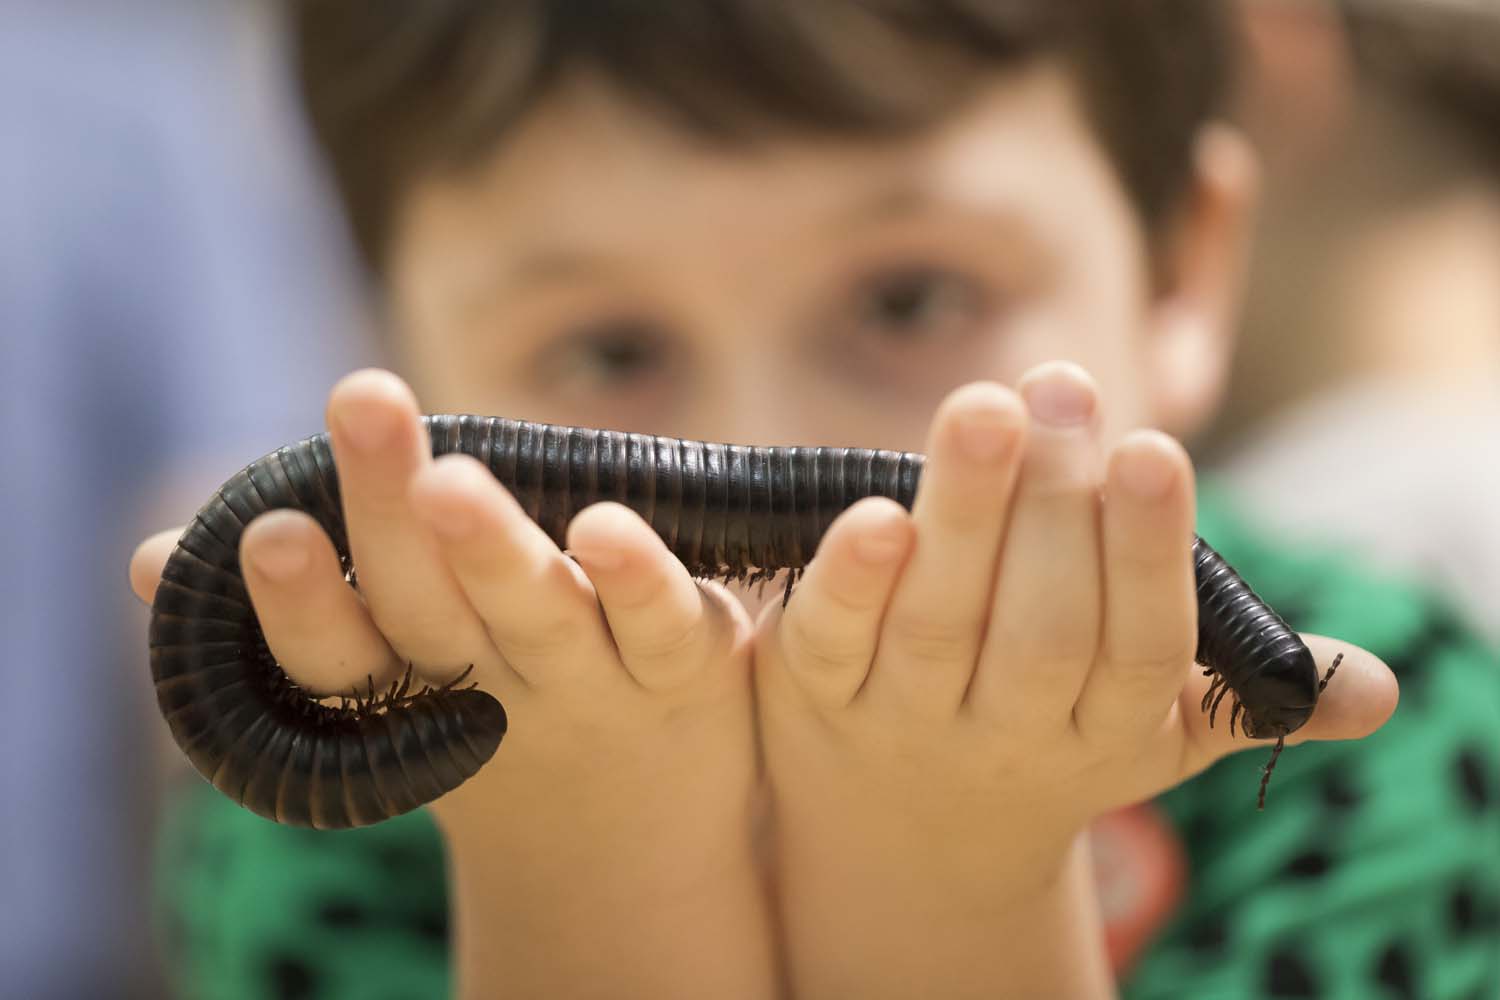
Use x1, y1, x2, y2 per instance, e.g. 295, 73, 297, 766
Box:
1235, 644, 1322, 739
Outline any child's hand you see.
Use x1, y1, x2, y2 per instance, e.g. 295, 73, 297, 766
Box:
130, 368, 778, 1000
753, 362, 1399, 999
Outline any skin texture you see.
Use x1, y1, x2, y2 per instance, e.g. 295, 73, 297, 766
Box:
130, 64, 1398, 999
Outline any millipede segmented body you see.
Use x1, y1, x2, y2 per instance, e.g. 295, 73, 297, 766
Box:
149, 415, 1329, 828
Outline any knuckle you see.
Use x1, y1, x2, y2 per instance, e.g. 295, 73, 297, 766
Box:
886, 612, 981, 667
987, 615, 1096, 669
1108, 542, 1182, 583
490, 611, 581, 661
818, 578, 881, 620
784, 612, 866, 673
1102, 632, 1196, 682
366, 602, 449, 648
614, 572, 673, 614
622, 613, 703, 664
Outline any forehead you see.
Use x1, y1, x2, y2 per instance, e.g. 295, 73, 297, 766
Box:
389, 63, 1135, 305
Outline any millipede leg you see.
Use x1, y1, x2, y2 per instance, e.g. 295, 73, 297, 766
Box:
1229, 698, 1244, 738
1257, 734, 1287, 810
437, 663, 478, 694
1201, 673, 1226, 715
1319, 653, 1344, 692
1209, 681, 1232, 729
780, 566, 804, 608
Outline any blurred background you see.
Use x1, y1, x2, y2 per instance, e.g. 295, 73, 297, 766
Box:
1, 0, 1495, 996
2, 1, 371, 996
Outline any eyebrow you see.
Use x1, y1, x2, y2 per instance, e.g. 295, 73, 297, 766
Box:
493, 177, 1040, 298
505, 248, 623, 288
832, 182, 937, 229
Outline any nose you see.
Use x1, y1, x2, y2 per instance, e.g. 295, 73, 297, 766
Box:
673, 351, 815, 449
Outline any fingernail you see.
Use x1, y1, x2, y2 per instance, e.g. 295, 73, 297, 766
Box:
251, 535, 310, 581
571, 545, 625, 572
1022, 366, 1095, 427
335, 403, 398, 453
855, 526, 907, 564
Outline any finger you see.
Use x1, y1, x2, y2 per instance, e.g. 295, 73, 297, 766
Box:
970, 361, 1104, 726
767, 497, 914, 709
240, 509, 404, 696
408, 453, 612, 688
863, 383, 1027, 716
1072, 431, 1198, 745
568, 501, 751, 690
1179, 635, 1399, 777
326, 369, 496, 677
130, 528, 182, 604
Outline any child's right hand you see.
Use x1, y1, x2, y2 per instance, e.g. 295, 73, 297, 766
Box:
129, 368, 779, 1000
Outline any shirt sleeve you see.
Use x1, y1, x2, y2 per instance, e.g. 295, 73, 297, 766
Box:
1122, 488, 1500, 1000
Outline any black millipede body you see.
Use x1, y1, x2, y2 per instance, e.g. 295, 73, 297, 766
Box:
149, 415, 1331, 828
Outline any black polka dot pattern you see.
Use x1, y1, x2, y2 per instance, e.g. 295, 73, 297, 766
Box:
1450, 885, 1479, 935
317, 898, 369, 929
1379, 616, 1453, 702
266, 953, 319, 1000
1454, 747, 1492, 811
1185, 911, 1228, 955
1265, 945, 1320, 998
1374, 941, 1417, 1000
1320, 771, 1362, 814
1284, 850, 1332, 880
413, 910, 448, 947
377, 845, 425, 873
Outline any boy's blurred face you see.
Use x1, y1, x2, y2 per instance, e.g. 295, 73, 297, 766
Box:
387, 64, 1241, 454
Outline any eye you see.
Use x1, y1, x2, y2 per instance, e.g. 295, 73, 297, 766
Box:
541, 319, 672, 388
849, 266, 985, 343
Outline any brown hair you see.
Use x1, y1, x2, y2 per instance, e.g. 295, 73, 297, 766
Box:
1340, 0, 1500, 180
294, 0, 1238, 275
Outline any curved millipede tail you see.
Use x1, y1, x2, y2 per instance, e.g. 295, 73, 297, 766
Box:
150, 415, 1326, 826
149, 427, 507, 830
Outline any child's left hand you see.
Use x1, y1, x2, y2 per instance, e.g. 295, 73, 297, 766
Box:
753, 361, 1399, 998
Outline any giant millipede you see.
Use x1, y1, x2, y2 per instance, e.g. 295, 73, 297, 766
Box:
149, 415, 1333, 828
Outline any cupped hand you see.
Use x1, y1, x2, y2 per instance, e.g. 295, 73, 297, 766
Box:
755, 361, 1398, 906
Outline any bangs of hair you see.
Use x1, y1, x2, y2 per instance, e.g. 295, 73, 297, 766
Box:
296, 0, 1233, 272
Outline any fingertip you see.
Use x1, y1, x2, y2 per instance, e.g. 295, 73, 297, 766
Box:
410, 452, 495, 511
845, 494, 913, 523
1112, 429, 1191, 476
241, 508, 320, 547
329, 367, 419, 413
326, 368, 423, 451
129, 528, 182, 604
566, 501, 660, 558
850, 510, 915, 567
834, 495, 912, 540
1108, 430, 1195, 510
241, 509, 325, 582
937, 380, 1028, 425
930, 382, 1029, 460
1300, 637, 1401, 741
1344, 649, 1401, 737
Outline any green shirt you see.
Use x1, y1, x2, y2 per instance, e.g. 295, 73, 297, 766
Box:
153, 483, 1500, 999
